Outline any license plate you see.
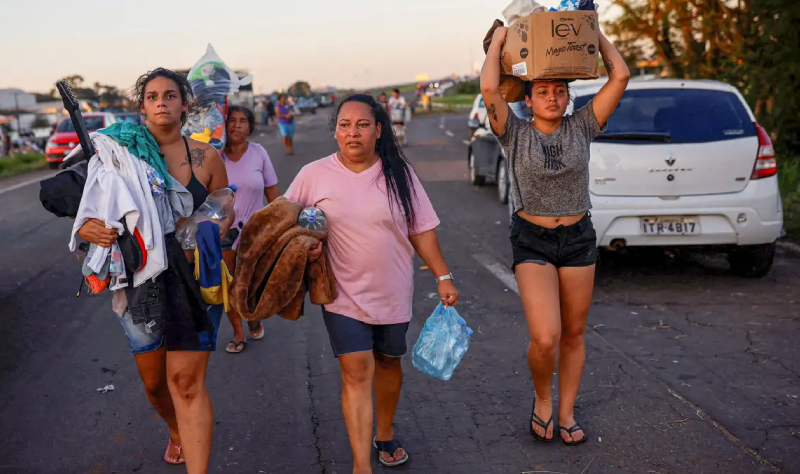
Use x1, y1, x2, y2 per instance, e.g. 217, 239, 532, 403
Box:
641, 216, 700, 235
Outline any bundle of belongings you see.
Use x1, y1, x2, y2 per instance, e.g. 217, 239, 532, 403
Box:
230, 197, 337, 322
182, 44, 252, 151
485, 0, 599, 102
39, 121, 227, 351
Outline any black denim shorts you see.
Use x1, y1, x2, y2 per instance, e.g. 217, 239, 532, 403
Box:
510, 213, 599, 269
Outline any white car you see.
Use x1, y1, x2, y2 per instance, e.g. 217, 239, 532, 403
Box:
467, 94, 486, 133
475, 79, 783, 277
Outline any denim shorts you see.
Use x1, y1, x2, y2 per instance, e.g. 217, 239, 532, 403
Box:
322, 308, 410, 358
510, 213, 599, 269
118, 304, 223, 355
278, 122, 295, 138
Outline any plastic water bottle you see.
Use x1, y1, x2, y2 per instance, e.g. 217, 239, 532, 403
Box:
298, 207, 327, 231
412, 303, 473, 381
176, 185, 237, 249
196, 185, 237, 220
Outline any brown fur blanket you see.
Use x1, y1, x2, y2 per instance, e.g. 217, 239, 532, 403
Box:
230, 197, 337, 321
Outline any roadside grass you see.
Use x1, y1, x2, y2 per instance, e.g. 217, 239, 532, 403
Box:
413, 106, 465, 115
398, 83, 418, 93
433, 94, 475, 107
779, 155, 800, 241
0, 153, 48, 178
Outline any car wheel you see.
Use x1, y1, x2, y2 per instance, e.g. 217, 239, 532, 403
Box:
497, 156, 509, 204
469, 152, 485, 185
47, 162, 60, 170
728, 242, 776, 278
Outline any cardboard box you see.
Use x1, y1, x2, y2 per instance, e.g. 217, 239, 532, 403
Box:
483, 19, 527, 102
498, 77, 526, 103
501, 11, 599, 81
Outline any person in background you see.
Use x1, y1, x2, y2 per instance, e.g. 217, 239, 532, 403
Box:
285, 94, 459, 473
377, 92, 390, 113
220, 105, 280, 353
1, 125, 10, 157
388, 88, 406, 112
421, 92, 431, 112
275, 94, 295, 155
265, 97, 275, 126
481, 26, 629, 445
259, 100, 268, 126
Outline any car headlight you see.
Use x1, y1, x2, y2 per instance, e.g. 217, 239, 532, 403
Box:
46, 139, 57, 149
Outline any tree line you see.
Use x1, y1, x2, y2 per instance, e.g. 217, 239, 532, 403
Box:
606, 0, 800, 153
35, 75, 128, 107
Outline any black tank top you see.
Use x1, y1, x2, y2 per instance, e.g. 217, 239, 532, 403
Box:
183, 137, 209, 212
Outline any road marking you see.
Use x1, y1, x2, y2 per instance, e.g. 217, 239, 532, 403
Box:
0, 173, 55, 196
462, 139, 470, 146
445, 130, 454, 137
472, 253, 519, 294
439, 117, 446, 129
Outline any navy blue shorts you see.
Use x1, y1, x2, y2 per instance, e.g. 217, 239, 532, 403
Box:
322, 308, 410, 358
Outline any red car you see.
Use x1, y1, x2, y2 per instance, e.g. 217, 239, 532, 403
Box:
45, 113, 117, 168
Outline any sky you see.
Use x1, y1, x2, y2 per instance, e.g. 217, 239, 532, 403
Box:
0, 0, 613, 95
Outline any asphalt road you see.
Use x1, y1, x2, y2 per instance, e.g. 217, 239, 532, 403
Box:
0, 110, 798, 474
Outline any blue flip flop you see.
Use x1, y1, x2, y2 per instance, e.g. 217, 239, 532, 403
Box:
373, 436, 409, 467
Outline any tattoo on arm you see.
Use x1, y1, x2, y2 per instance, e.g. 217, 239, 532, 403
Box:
182, 148, 207, 168
603, 58, 615, 74
488, 103, 498, 122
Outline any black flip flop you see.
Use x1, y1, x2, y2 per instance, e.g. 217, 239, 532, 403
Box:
225, 340, 246, 354
373, 436, 409, 467
560, 423, 587, 446
530, 398, 555, 442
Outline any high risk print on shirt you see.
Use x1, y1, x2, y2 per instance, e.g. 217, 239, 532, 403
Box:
542, 143, 565, 171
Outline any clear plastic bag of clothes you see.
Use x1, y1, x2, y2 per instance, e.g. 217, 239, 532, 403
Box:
502, 0, 546, 24
182, 44, 252, 151
412, 303, 473, 381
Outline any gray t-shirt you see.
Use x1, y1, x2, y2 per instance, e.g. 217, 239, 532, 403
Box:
496, 101, 605, 217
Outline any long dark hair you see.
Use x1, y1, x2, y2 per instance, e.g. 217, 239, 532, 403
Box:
331, 94, 417, 228
132, 67, 194, 126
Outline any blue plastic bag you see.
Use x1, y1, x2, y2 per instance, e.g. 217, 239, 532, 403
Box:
551, 0, 579, 11
412, 303, 473, 381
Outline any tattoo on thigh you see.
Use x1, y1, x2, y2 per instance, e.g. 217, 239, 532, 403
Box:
488, 103, 498, 122
182, 148, 207, 168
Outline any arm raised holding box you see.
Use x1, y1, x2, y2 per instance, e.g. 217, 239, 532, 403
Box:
590, 30, 631, 128
480, 26, 511, 136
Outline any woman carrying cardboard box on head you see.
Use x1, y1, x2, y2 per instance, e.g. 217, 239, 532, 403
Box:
480, 23, 629, 445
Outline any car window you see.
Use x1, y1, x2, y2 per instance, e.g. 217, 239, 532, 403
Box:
57, 116, 106, 133
573, 88, 756, 144
478, 97, 485, 108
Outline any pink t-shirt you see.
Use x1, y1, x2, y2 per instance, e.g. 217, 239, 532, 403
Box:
222, 142, 279, 248
284, 154, 440, 325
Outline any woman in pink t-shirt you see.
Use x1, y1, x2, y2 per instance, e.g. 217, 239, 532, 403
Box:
221, 106, 280, 353
285, 94, 459, 471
